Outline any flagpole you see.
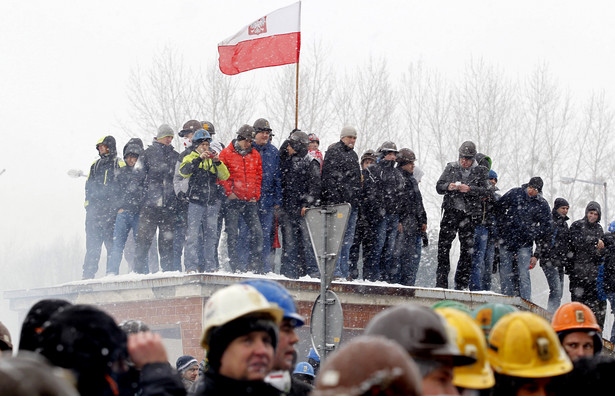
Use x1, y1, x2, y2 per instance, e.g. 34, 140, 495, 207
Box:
295, 61, 299, 130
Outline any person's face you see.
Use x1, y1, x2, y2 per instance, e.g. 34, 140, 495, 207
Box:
308, 141, 319, 151
125, 155, 138, 167
237, 138, 253, 150
587, 210, 599, 223
219, 330, 274, 381
384, 152, 396, 161
557, 206, 569, 217
182, 364, 199, 382
97, 144, 109, 155
459, 157, 473, 169
562, 331, 595, 361
273, 319, 299, 371
158, 136, 173, 146
516, 377, 551, 396
254, 131, 271, 146
341, 136, 357, 149
362, 158, 375, 169
402, 161, 415, 173
489, 178, 497, 186
422, 365, 459, 396
527, 186, 539, 197
197, 141, 210, 154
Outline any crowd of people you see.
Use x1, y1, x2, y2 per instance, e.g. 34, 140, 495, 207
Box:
83, 121, 615, 324
1, 280, 614, 395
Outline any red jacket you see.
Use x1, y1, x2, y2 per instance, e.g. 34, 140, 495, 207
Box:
219, 141, 262, 201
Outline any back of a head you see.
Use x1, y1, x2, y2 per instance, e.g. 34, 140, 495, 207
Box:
19, 299, 72, 352
0, 352, 79, 396
0, 321, 13, 353
313, 336, 422, 396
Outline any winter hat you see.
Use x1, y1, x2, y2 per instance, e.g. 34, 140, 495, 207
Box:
123, 138, 144, 159
156, 124, 175, 139
206, 314, 278, 371
458, 141, 477, 158
340, 126, 357, 139
236, 124, 255, 141
488, 170, 498, 181
0, 322, 12, 351
528, 176, 544, 193
179, 120, 201, 137
553, 198, 569, 211
18, 299, 72, 352
38, 304, 127, 373
176, 355, 198, 373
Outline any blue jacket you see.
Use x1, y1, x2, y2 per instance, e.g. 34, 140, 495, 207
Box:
495, 184, 553, 250
253, 141, 282, 208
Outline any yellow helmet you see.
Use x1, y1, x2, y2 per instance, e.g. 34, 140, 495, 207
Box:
435, 308, 495, 390
487, 312, 572, 378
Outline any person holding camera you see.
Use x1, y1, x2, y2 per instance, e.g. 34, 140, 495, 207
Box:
179, 129, 230, 273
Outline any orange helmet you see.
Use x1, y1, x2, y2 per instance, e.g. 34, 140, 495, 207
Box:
551, 302, 601, 333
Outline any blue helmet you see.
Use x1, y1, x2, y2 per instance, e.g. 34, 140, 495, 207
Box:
293, 361, 315, 377
307, 347, 320, 361
609, 220, 615, 232
192, 129, 211, 145
241, 279, 305, 327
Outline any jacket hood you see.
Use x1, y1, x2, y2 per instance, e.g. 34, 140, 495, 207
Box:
96, 135, 117, 158
123, 137, 144, 158
475, 153, 492, 169
585, 201, 602, 222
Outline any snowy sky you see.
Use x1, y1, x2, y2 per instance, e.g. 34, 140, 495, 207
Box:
1, 0, 614, 273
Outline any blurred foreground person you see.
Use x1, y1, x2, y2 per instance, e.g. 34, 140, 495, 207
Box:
471, 302, 517, 342
192, 283, 283, 396
18, 299, 72, 352
364, 303, 475, 395
242, 279, 312, 396
0, 321, 12, 358
551, 301, 602, 361
550, 355, 615, 396
434, 307, 495, 392
0, 352, 79, 396
312, 336, 422, 396
487, 311, 572, 396
176, 355, 199, 390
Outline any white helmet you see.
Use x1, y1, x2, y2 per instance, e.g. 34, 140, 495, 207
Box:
200, 284, 284, 350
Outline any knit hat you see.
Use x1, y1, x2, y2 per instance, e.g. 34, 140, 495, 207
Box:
553, 198, 569, 210
123, 138, 144, 159
206, 314, 278, 371
176, 355, 198, 373
458, 141, 477, 158
528, 176, 543, 193
340, 126, 357, 138
488, 170, 498, 181
236, 124, 255, 141
157, 124, 175, 139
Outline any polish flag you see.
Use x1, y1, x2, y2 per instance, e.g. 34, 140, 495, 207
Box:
218, 2, 301, 75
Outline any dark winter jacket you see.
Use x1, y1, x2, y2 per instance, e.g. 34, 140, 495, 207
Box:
253, 141, 282, 208
279, 140, 321, 215
113, 138, 145, 214
321, 140, 362, 209
190, 371, 282, 396
362, 159, 405, 216
219, 140, 263, 201
288, 377, 313, 396
537, 208, 571, 269
495, 184, 553, 251
435, 160, 490, 217
398, 167, 427, 235
179, 150, 230, 206
85, 135, 123, 211
139, 139, 180, 209
568, 201, 604, 280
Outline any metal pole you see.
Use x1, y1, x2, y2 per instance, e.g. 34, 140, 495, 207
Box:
295, 61, 299, 130
319, 209, 327, 361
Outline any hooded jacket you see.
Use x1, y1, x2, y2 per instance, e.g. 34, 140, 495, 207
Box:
85, 135, 123, 211
321, 140, 362, 209
139, 138, 179, 209
218, 140, 262, 201
362, 158, 405, 216
568, 201, 604, 279
495, 184, 553, 251
279, 140, 321, 214
114, 138, 145, 213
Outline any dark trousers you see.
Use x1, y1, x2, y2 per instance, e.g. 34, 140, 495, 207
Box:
134, 206, 176, 273
392, 227, 420, 286
82, 207, 115, 279
349, 211, 372, 280
570, 272, 607, 326
436, 209, 477, 289
279, 207, 319, 279
225, 200, 263, 273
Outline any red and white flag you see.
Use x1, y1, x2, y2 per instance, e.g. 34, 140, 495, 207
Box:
218, 2, 301, 75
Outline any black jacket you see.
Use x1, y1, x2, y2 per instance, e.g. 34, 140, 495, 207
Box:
139, 139, 179, 209
362, 159, 405, 216
190, 371, 282, 396
435, 160, 490, 217
538, 209, 570, 269
398, 168, 427, 235
321, 141, 361, 209
85, 135, 122, 211
603, 231, 615, 294
280, 141, 321, 214
568, 201, 604, 279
